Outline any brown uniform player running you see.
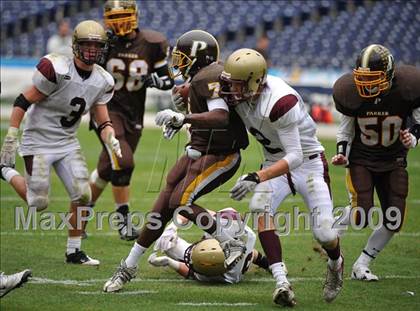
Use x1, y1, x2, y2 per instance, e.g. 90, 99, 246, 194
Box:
103, 30, 249, 292
332, 44, 420, 281
87, 0, 174, 240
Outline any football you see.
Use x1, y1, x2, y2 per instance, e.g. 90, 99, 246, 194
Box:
173, 81, 190, 104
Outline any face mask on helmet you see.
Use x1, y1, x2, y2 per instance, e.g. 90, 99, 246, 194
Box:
169, 47, 196, 79
72, 20, 108, 66
104, 0, 138, 36
219, 72, 253, 106
353, 44, 395, 98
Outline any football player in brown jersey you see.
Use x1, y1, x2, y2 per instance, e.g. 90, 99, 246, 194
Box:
87, 0, 174, 241
332, 44, 420, 281
103, 30, 250, 293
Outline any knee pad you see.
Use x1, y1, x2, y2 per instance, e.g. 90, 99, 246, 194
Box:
29, 196, 49, 212
249, 182, 273, 213
90, 169, 108, 189
111, 168, 134, 186
312, 216, 337, 245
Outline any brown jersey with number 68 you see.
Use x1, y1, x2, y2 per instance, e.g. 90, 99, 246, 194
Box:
333, 65, 420, 171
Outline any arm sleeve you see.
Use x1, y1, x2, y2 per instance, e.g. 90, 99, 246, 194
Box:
276, 122, 303, 171
206, 97, 229, 112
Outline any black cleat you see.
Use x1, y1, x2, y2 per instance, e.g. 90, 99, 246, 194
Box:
65, 249, 100, 266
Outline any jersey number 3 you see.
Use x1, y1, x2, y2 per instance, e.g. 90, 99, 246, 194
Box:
358, 116, 402, 147
60, 97, 86, 128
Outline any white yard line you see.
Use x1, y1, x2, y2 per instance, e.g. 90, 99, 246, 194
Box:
77, 290, 158, 295
29, 275, 420, 287
177, 302, 257, 306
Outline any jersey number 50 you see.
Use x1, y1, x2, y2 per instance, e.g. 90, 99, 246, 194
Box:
107, 58, 149, 92
358, 116, 402, 147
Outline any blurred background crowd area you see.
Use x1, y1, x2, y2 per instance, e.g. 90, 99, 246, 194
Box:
1, 0, 419, 123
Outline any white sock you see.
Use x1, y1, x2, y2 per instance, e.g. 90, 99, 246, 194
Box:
328, 256, 343, 271
125, 242, 147, 268
270, 262, 289, 286
355, 226, 395, 266
1, 167, 20, 183
66, 237, 81, 254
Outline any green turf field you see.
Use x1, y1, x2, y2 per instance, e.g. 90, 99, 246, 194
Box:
1, 125, 419, 310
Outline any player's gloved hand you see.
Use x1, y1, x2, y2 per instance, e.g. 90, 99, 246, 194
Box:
0, 127, 19, 167
171, 88, 187, 113
230, 172, 261, 201
163, 124, 182, 140
148, 253, 170, 267
153, 223, 178, 252
105, 133, 122, 158
143, 72, 165, 89
155, 109, 185, 127
399, 129, 417, 148
331, 154, 349, 166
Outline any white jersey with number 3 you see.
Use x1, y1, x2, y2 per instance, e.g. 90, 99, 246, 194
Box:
19, 53, 114, 156
234, 75, 323, 163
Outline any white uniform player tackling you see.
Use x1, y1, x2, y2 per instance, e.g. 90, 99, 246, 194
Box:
148, 208, 270, 284
0, 21, 121, 266
219, 49, 343, 306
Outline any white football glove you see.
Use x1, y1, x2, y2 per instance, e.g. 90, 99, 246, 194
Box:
163, 124, 182, 140
148, 253, 170, 267
230, 172, 261, 201
105, 133, 122, 158
171, 88, 187, 113
0, 127, 19, 167
399, 129, 417, 148
153, 224, 178, 252
155, 109, 185, 127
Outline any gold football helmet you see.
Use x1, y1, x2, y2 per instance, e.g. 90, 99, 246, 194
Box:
72, 20, 108, 65
104, 0, 138, 36
185, 239, 227, 276
353, 44, 395, 98
219, 48, 267, 105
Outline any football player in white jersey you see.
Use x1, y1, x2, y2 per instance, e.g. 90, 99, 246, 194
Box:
0, 20, 121, 265
219, 49, 343, 306
147, 208, 270, 284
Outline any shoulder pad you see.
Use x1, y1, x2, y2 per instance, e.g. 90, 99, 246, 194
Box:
192, 62, 223, 84
139, 29, 167, 44
94, 64, 115, 88
394, 65, 420, 106
44, 53, 71, 75
333, 73, 363, 116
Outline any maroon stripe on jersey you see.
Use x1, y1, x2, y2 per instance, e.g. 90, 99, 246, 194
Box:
269, 94, 298, 122
36, 58, 56, 83
320, 152, 332, 199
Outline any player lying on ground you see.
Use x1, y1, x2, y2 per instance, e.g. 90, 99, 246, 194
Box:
103, 30, 250, 293
148, 208, 272, 283
332, 44, 420, 281
219, 49, 343, 306
0, 20, 121, 266
86, 0, 174, 241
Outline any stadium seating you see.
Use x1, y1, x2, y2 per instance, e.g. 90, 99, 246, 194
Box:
1, 0, 419, 70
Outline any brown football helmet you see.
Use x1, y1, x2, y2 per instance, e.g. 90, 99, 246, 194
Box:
104, 0, 138, 37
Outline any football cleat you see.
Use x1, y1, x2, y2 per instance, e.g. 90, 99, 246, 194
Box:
220, 238, 246, 269
273, 282, 296, 307
103, 260, 137, 292
351, 264, 379, 281
323, 256, 344, 302
65, 249, 100, 266
118, 216, 139, 241
0, 269, 32, 298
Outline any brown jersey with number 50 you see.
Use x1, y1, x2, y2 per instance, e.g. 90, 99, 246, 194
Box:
333, 65, 420, 171
105, 29, 168, 130
188, 62, 249, 155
